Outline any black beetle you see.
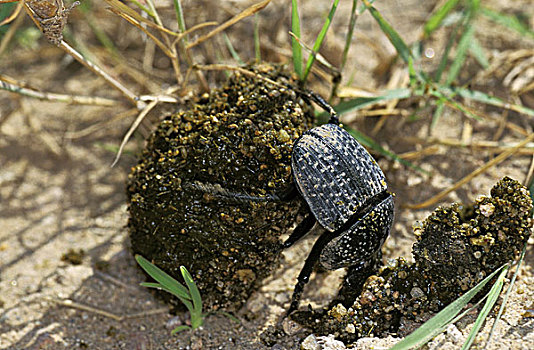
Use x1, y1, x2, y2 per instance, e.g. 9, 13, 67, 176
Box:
183, 90, 395, 315
128, 67, 393, 314
281, 93, 394, 316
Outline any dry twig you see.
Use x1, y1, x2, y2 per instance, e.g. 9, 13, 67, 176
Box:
404, 132, 534, 209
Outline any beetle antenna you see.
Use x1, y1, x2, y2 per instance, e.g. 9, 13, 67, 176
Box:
297, 89, 339, 125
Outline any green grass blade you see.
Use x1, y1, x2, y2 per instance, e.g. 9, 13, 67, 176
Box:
423, 0, 461, 37
127, 0, 155, 19
468, 37, 489, 69
408, 57, 418, 88
433, 22, 460, 82
461, 265, 508, 350
302, 0, 340, 82
429, 87, 483, 122
180, 266, 202, 313
481, 7, 534, 39
341, 0, 359, 71
181, 266, 203, 328
346, 127, 428, 175
219, 311, 241, 323
445, 24, 475, 85
135, 255, 191, 300
470, 0, 481, 13
0, 3, 16, 36
390, 264, 507, 350
140, 281, 195, 312
291, 0, 302, 78
172, 0, 187, 33
430, 101, 445, 131
486, 245, 527, 348
448, 87, 534, 117
357, 0, 375, 14
331, 88, 413, 117
223, 34, 244, 65
140, 281, 172, 293
254, 13, 261, 64
363, 1, 411, 63
171, 325, 192, 334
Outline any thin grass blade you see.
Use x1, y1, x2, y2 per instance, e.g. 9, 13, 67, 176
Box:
423, 0, 461, 37
461, 265, 508, 350
357, 0, 374, 14
341, 0, 359, 71
180, 266, 202, 312
430, 101, 445, 132
223, 34, 244, 64
332, 88, 413, 117
433, 22, 460, 82
254, 13, 261, 63
481, 7, 534, 39
173, 0, 186, 33
347, 127, 428, 175
135, 255, 191, 300
171, 325, 192, 334
139, 281, 195, 311
362, 0, 411, 63
486, 245, 527, 348
180, 266, 203, 327
445, 24, 474, 85
140, 281, 172, 293
302, 0, 339, 82
291, 0, 302, 78
219, 311, 240, 323
448, 87, 534, 117
127, 0, 154, 18
390, 264, 507, 350
407, 57, 416, 85
430, 87, 483, 122
468, 37, 489, 69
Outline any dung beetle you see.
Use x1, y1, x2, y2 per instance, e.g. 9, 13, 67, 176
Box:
127, 67, 393, 314
282, 93, 394, 316
186, 90, 395, 315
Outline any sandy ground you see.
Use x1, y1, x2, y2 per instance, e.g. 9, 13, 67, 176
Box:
1, 0, 534, 349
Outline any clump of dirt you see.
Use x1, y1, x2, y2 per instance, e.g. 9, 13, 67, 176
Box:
297, 177, 532, 343
126, 64, 315, 312
60, 248, 86, 265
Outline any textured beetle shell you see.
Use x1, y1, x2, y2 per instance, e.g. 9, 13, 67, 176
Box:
320, 195, 394, 269
292, 123, 387, 231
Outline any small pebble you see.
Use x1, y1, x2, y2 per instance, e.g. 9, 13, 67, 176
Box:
301, 334, 320, 350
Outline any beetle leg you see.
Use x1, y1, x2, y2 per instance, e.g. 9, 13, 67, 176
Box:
333, 250, 383, 307
286, 228, 339, 316
282, 213, 316, 248
185, 181, 299, 203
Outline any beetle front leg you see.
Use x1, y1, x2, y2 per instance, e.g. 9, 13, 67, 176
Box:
283, 213, 316, 248
285, 229, 338, 316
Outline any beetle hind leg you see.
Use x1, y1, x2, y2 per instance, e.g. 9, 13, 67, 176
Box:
333, 250, 383, 307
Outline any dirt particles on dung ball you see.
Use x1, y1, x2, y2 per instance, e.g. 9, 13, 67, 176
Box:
312, 177, 532, 343
126, 65, 315, 312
